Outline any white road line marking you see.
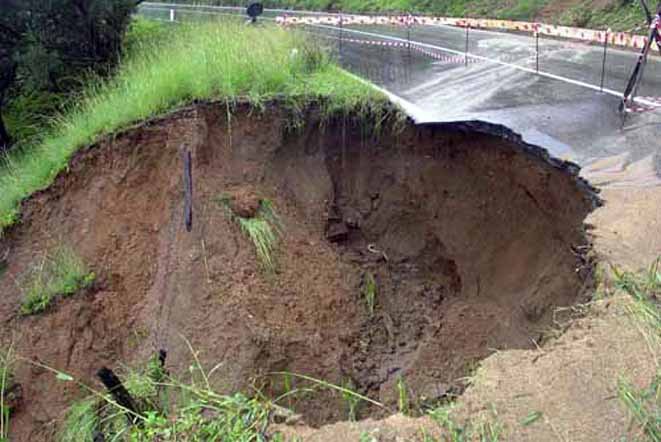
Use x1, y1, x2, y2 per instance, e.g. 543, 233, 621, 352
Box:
307, 23, 657, 107
341, 71, 436, 122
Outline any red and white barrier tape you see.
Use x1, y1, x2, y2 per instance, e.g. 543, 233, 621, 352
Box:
277, 14, 660, 52
624, 96, 661, 113
320, 34, 533, 64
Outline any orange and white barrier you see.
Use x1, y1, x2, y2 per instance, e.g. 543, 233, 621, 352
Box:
276, 14, 660, 53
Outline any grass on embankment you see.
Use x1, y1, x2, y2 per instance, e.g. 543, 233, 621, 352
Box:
18, 246, 95, 316
611, 259, 660, 441
0, 20, 388, 235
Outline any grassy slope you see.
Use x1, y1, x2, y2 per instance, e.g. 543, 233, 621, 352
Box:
167, 0, 648, 31
0, 19, 388, 235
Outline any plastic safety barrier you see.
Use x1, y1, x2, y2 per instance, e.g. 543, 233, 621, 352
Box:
276, 14, 660, 52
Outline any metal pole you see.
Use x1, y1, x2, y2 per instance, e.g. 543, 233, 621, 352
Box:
465, 25, 470, 66
600, 29, 609, 92
535, 32, 540, 73
170, 8, 175, 22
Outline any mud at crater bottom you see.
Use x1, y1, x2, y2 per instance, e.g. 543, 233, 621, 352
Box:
249, 118, 597, 426
0, 103, 599, 439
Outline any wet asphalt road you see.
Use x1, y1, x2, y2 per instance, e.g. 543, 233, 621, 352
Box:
308, 22, 661, 177
140, 3, 661, 185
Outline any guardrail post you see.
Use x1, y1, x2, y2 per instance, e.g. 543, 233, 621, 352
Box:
170, 8, 175, 22
600, 28, 610, 92
465, 25, 470, 66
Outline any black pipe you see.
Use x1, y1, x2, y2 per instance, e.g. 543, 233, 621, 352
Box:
535, 32, 540, 73
97, 367, 141, 424
183, 149, 193, 232
600, 30, 609, 92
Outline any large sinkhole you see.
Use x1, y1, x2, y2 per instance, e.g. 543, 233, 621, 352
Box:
0, 102, 600, 436
196, 106, 600, 426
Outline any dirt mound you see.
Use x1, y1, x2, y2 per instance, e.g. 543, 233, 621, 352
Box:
0, 101, 598, 440
222, 186, 263, 218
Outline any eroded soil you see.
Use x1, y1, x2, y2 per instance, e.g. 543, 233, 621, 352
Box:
0, 102, 598, 440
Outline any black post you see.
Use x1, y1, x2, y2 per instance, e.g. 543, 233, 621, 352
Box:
535, 32, 540, 73
465, 25, 470, 66
619, 22, 656, 112
97, 367, 141, 424
600, 29, 609, 92
182, 149, 193, 232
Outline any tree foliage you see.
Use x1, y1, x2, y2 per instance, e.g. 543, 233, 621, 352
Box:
0, 0, 143, 151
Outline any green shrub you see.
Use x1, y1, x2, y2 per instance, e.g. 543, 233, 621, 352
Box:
499, 0, 548, 21
123, 17, 170, 56
4, 90, 70, 144
558, 2, 593, 27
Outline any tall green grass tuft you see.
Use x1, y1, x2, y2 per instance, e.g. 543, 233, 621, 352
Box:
237, 200, 282, 272
618, 374, 660, 442
429, 404, 503, 442
0, 20, 388, 235
19, 246, 95, 316
57, 341, 272, 441
59, 398, 98, 442
0, 345, 15, 442
54, 349, 390, 440
397, 375, 409, 416
611, 258, 660, 441
612, 258, 660, 338
342, 379, 361, 421
218, 197, 283, 272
